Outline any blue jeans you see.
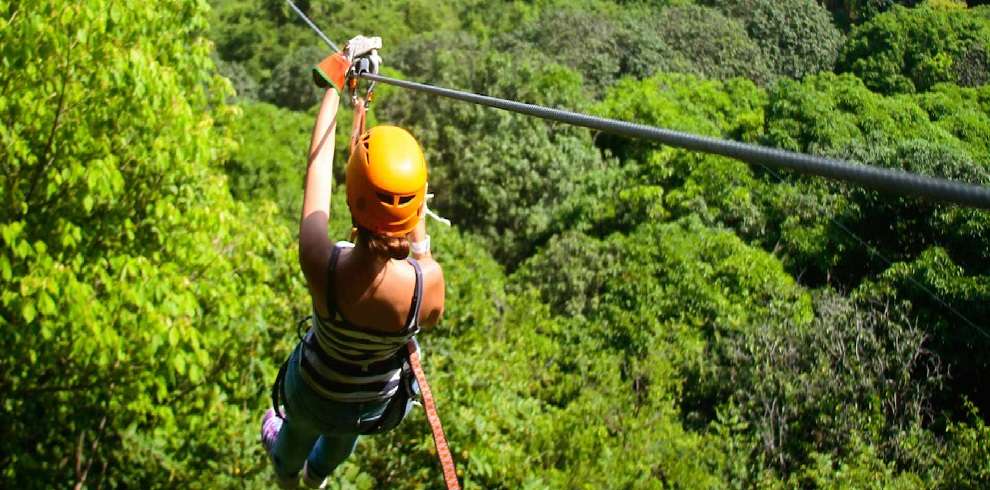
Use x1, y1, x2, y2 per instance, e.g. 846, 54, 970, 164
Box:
271, 343, 396, 480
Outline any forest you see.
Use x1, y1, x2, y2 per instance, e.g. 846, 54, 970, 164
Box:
2, 0, 990, 488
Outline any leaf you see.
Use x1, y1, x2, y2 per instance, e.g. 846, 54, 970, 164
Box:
0, 256, 11, 281
172, 354, 186, 375
22, 302, 36, 323
37, 291, 56, 316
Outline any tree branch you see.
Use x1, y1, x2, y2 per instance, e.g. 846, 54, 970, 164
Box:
23, 41, 76, 212
73, 413, 109, 490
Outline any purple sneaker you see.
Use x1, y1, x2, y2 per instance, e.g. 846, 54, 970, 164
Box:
261, 408, 299, 489
261, 408, 283, 453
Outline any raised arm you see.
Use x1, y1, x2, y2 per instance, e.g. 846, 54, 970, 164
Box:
299, 89, 340, 292
409, 212, 445, 328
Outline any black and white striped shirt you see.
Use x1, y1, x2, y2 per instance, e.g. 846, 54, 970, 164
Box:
299, 243, 422, 402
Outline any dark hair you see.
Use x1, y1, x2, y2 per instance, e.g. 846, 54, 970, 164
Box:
356, 226, 409, 260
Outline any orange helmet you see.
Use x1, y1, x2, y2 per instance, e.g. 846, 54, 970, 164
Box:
346, 126, 428, 237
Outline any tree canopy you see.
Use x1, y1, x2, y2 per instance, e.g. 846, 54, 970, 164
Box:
4, 0, 990, 488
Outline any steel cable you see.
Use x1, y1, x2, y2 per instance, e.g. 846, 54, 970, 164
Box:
285, 0, 340, 53
361, 73, 990, 210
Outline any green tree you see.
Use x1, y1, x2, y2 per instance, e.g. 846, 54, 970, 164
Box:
496, 5, 694, 92
1, 2, 301, 487
726, 291, 944, 477
938, 404, 990, 488
762, 72, 990, 422
708, 0, 844, 79
208, 0, 467, 109
260, 45, 325, 110
822, 0, 923, 28
762, 74, 990, 283
838, 4, 990, 93
594, 73, 769, 235
652, 5, 774, 85
224, 101, 312, 223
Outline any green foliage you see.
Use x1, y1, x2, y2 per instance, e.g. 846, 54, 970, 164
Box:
260, 45, 325, 110
209, 0, 319, 108
726, 292, 944, 476
510, 231, 621, 318
762, 72, 990, 419
7, 0, 990, 487
208, 0, 472, 109
225, 101, 311, 223
380, 43, 611, 263
938, 404, 990, 488
601, 219, 814, 417
214, 57, 260, 100
914, 83, 990, 159
652, 5, 774, 85
789, 439, 926, 489
762, 72, 990, 281
1, 1, 303, 487
595, 73, 769, 234
823, 0, 923, 28
765, 73, 941, 154
709, 0, 844, 79
838, 4, 990, 93
498, 6, 625, 90
862, 247, 990, 418
497, 5, 695, 92
516, 217, 812, 405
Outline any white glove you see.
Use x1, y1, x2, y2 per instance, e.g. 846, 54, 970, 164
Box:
345, 35, 382, 61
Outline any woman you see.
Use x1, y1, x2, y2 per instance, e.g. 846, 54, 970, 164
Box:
260, 88, 445, 488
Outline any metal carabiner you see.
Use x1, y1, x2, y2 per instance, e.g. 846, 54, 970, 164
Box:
347, 52, 380, 108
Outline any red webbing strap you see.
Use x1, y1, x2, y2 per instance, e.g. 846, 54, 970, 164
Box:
349, 99, 367, 154
407, 341, 461, 490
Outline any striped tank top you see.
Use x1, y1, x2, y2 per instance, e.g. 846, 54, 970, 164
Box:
299, 242, 422, 403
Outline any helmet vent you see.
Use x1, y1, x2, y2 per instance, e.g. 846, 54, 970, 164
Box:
397, 194, 414, 206
377, 192, 394, 205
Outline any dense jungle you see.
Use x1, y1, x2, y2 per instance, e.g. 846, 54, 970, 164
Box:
3, 0, 990, 488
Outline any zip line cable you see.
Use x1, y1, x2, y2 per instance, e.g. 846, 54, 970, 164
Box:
285, 0, 990, 209
285, 0, 339, 53
360, 72, 990, 210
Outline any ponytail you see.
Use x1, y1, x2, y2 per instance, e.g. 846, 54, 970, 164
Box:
357, 227, 410, 260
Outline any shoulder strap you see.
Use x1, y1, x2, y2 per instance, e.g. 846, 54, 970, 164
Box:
404, 258, 424, 330
325, 245, 343, 318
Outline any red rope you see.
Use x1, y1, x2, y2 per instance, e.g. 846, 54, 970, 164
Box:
407, 341, 461, 490
349, 100, 367, 154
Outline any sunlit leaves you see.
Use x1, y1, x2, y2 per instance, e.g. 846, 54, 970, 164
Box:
1, 1, 300, 487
